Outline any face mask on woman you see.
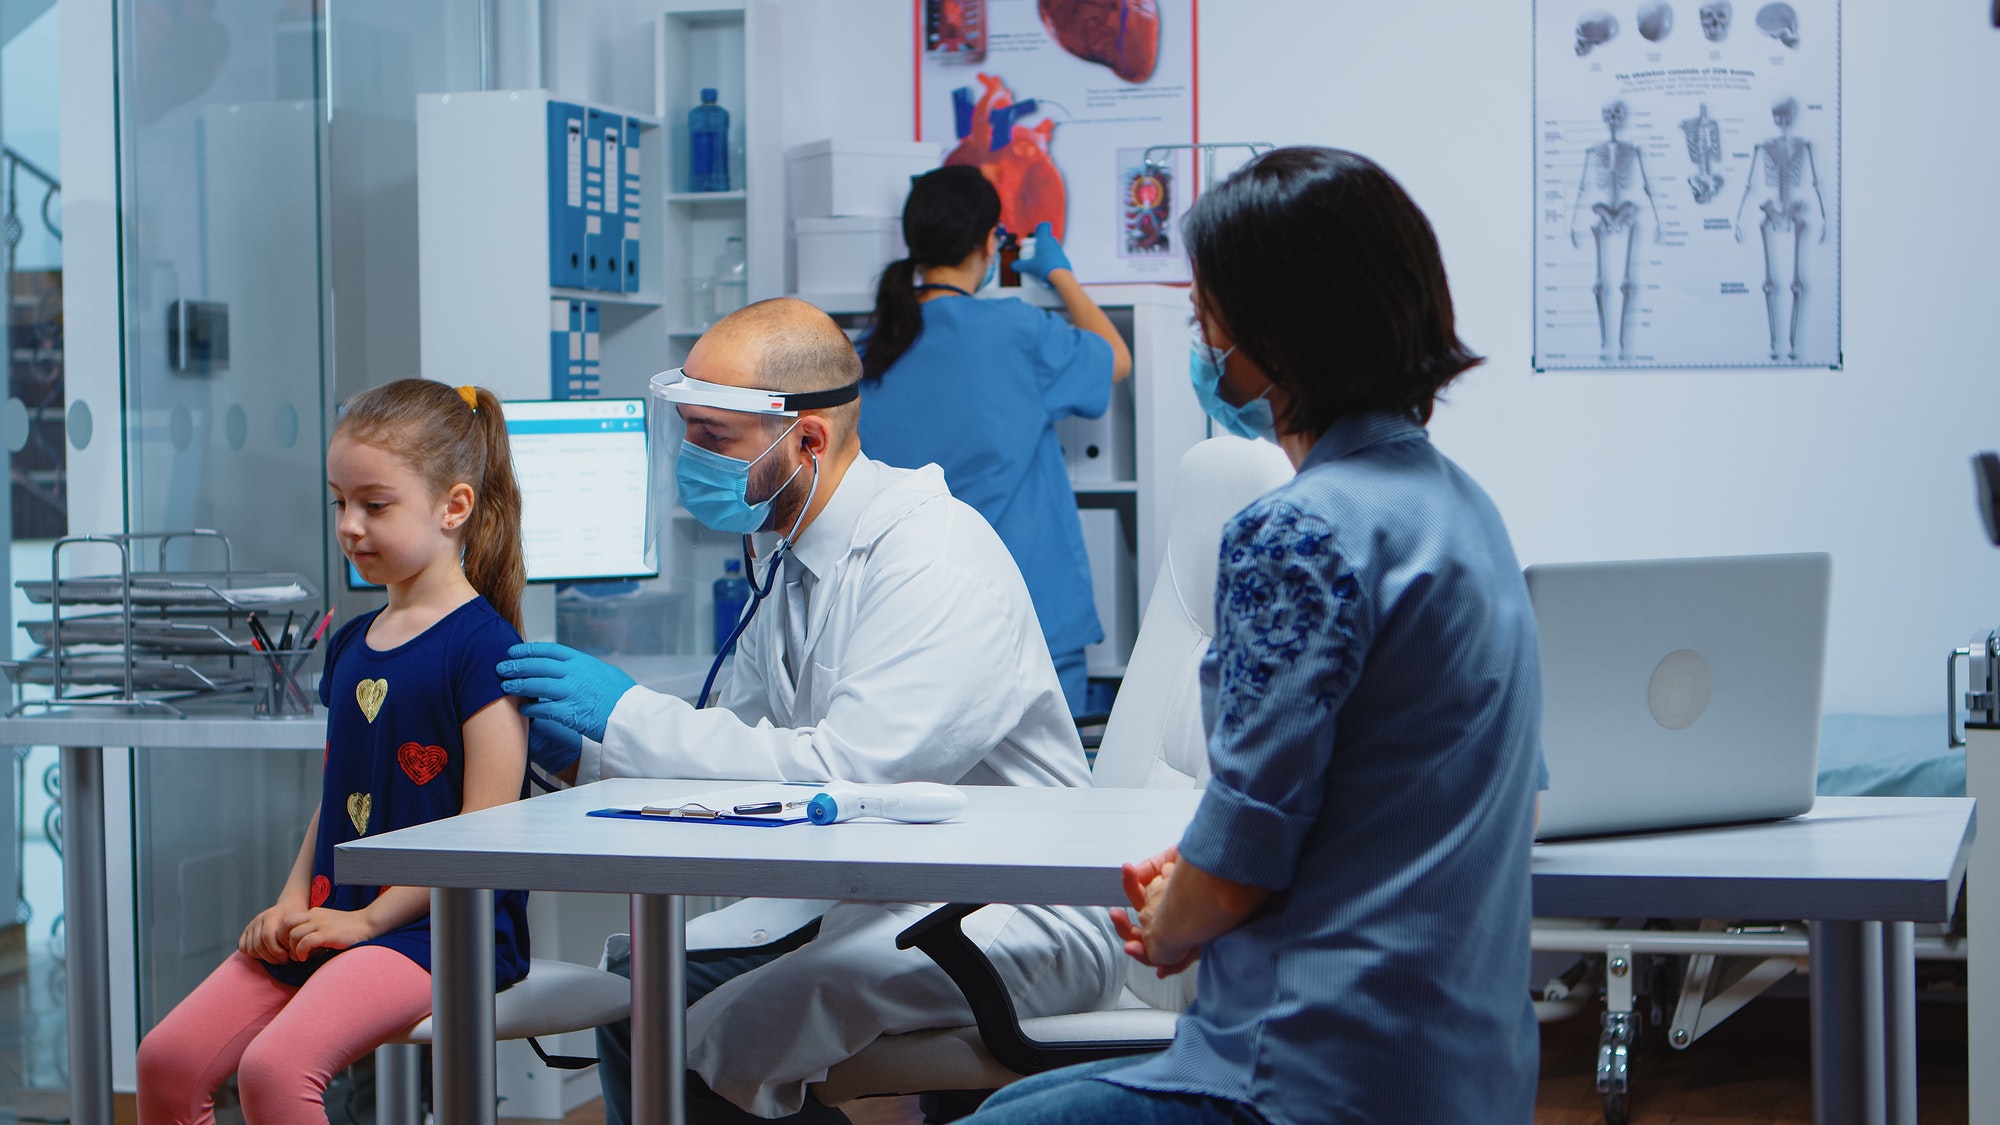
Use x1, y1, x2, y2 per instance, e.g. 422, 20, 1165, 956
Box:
1188, 324, 1276, 442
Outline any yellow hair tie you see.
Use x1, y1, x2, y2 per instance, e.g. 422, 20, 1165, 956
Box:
456, 385, 479, 412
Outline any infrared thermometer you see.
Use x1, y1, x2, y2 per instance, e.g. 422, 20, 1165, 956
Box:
806, 782, 968, 825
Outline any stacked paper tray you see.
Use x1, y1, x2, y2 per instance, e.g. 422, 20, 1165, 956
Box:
0, 656, 251, 693
21, 616, 256, 656
17, 570, 318, 612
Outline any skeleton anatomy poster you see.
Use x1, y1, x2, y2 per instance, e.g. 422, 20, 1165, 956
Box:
916, 0, 1198, 285
1533, 0, 1840, 369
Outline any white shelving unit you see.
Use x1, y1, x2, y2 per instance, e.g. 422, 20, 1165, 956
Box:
655, 2, 782, 343
416, 88, 667, 404
650, 0, 790, 654
797, 282, 1207, 679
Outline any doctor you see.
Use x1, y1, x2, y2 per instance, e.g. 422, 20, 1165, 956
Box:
497, 298, 1122, 1124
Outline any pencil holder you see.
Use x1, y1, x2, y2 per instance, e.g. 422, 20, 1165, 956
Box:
252, 649, 315, 718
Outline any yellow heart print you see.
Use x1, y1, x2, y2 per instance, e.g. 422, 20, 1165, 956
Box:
356, 678, 388, 723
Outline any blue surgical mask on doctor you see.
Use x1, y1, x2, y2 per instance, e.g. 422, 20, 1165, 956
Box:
676, 419, 806, 535
1189, 324, 1277, 441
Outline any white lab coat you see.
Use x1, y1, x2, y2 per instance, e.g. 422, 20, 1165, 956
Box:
581, 457, 1124, 1117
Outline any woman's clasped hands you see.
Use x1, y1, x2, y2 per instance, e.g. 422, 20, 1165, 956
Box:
1111, 845, 1198, 978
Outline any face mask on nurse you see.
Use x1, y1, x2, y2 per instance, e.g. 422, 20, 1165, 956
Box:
1188, 324, 1277, 442
676, 418, 807, 535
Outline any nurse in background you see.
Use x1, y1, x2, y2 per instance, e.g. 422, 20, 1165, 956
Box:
858, 165, 1132, 716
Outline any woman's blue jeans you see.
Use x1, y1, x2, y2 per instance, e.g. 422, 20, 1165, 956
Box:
968, 1056, 1266, 1125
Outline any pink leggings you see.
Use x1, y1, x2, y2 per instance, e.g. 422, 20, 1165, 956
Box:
137, 947, 433, 1125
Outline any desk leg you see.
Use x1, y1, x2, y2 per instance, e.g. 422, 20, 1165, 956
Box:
1881, 921, 1916, 1125
631, 893, 686, 1125
431, 887, 496, 1125
61, 745, 112, 1125
1809, 920, 1886, 1125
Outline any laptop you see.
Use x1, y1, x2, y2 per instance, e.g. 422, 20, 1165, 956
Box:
1529, 553, 1832, 841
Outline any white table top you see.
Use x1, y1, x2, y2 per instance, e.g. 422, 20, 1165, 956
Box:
1531, 796, 1976, 922
339, 778, 1203, 908
0, 707, 329, 750
341, 786, 1974, 925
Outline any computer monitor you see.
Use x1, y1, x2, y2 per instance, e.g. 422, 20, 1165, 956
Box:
346, 397, 656, 588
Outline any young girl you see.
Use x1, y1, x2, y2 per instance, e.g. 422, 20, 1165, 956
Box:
138, 380, 531, 1125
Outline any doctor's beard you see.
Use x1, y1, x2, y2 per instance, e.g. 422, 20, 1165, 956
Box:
748, 439, 813, 535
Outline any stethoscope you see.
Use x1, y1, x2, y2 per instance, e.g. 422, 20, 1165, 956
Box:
696, 446, 821, 709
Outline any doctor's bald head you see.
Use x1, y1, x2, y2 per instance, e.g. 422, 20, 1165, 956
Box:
690, 298, 862, 440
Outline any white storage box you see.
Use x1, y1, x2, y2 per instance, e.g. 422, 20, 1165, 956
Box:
795, 216, 906, 295
1078, 508, 1138, 675
1056, 380, 1136, 482
786, 138, 942, 219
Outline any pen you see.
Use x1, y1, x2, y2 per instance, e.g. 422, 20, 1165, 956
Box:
281, 611, 296, 650
305, 608, 336, 650
732, 800, 810, 815
246, 613, 276, 652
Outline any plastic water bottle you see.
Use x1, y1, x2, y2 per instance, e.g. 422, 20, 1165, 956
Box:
712, 558, 749, 656
688, 88, 730, 192
712, 236, 748, 320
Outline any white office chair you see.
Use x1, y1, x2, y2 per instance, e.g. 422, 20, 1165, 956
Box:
374, 957, 632, 1125
810, 435, 1295, 1111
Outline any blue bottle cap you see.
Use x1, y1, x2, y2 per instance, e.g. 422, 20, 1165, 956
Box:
724, 558, 741, 573
807, 793, 838, 825
700, 88, 718, 103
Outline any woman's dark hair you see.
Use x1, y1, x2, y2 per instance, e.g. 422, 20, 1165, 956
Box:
335, 379, 526, 631
1183, 147, 1481, 432
860, 164, 1003, 380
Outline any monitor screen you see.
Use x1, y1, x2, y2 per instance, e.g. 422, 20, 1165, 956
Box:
346, 397, 655, 588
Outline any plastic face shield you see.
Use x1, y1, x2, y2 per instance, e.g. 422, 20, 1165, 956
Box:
645, 367, 859, 555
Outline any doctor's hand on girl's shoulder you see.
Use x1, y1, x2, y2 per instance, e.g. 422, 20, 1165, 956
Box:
239, 897, 308, 964
282, 907, 386, 961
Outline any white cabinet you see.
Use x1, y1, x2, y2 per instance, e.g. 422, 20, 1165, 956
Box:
415, 88, 668, 404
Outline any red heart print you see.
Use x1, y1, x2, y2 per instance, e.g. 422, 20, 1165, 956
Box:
398, 742, 448, 786
310, 875, 331, 908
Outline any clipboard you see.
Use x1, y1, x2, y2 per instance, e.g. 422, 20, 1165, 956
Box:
588, 784, 819, 828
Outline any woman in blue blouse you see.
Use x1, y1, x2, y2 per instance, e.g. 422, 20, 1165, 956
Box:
857, 166, 1132, 716
970, 148, 1545, 1124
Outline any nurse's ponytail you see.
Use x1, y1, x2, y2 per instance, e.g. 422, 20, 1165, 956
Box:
861, 165, 1003, 381
862, 257, 922, 381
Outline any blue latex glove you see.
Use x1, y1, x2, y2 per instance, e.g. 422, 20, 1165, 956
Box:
497, 642, 637, 743
1012, 221, 1072, 282
527, 717, 584, 776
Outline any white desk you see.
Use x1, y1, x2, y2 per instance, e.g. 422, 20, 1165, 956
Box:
1534, 796, 1975, 1125
0, 708, 330, 1125
339, 778, 1200, 1125
340, 788, 1971, 1125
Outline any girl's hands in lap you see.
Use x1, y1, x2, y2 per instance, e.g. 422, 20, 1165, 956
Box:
283, 908, 382, 960
240, 901, 304, 963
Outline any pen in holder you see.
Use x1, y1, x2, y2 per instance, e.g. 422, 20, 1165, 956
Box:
251, 646, 315, 718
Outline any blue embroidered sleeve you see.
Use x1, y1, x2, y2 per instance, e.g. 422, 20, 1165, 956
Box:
1178, 499, 1368, 890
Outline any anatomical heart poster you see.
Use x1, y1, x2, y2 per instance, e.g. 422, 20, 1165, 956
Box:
1533, 0, 1841, 369
918, 0, 1199, 284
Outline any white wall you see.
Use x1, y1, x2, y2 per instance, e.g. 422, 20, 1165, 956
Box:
746, 0, 2000, 716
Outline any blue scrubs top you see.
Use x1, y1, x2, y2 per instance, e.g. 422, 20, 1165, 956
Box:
858, 295, 1114, 660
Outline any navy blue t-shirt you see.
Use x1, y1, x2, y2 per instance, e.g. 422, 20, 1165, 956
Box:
267, 596, 530, 988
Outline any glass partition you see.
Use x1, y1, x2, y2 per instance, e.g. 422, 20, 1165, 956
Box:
111, 0, 482, 1044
